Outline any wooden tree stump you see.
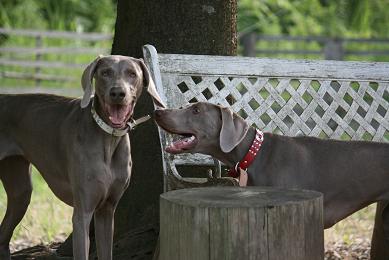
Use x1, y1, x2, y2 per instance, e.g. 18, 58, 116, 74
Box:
160, 187, 323, 260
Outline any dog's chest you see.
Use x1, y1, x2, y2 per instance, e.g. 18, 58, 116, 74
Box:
101, 134, 131, 161
106, 138, 132, 182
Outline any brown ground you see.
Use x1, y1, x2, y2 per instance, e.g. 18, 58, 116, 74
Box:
10, 237, 371, 259
325, 239, 370, 260
9, 205, 377, 259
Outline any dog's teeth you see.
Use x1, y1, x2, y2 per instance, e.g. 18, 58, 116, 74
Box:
189, 136, 195, 141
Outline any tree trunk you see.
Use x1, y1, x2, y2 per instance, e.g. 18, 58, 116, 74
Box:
55, 1, 237, 259
111, 1, 237, 58
109, 1, 237, 258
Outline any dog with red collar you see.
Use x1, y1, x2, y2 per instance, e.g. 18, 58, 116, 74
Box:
154, 101, 389, 248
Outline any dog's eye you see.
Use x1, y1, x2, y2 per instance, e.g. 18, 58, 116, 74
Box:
127, 70, 136, 78
193, 107, 200, 114
101, 69, 112, 77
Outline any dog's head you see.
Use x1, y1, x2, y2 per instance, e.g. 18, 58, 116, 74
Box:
81, 55, 165, 129
154, 102, 249, 155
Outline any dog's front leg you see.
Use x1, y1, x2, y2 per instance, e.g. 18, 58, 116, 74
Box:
94, 202, 116, 260
72, 207, 94, 260
93, 176, 129, 260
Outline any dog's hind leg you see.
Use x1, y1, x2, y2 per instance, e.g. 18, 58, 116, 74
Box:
383, 203, 389, 238
371, 201, 389, 260
0, 156, 32, 260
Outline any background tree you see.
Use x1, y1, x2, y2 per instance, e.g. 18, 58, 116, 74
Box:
109, 1, 237, 258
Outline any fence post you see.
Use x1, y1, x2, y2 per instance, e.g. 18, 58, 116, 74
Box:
240, 32, 257, 57
324, 38, 344, 60
35, 35, 42, 87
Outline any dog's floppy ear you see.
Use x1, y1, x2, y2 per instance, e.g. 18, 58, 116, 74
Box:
80, 55, 103, 108
219, 106, 249, 153
137, 58, 166, 108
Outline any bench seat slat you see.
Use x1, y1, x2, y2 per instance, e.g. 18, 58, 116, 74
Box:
172, 154, 221, 166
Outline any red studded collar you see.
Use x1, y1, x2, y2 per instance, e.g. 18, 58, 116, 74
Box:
228, 129, 264, 178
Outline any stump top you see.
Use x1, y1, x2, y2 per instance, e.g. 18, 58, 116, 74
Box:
160, 187, 322, 208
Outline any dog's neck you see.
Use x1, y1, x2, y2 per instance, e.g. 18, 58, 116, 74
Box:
213, 127, 258, 168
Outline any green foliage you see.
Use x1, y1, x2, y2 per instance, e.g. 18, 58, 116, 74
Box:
0, 0, 116, 32
2, 0, 389, 37
238, 0, 389, 38
238, 0, 326, 35
0, 0, 45, 29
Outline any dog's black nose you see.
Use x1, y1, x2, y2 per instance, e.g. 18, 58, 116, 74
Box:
109, 87, 126, 102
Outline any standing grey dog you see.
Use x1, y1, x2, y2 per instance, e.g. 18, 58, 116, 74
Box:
0, 55, 164, 260
154, 102, 389, 247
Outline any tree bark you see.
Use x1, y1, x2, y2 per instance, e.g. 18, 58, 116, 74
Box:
111, 1, 237, 58
111, 1, 237, 259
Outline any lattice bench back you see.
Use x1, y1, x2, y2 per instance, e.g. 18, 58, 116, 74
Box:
143, 45, 389, 189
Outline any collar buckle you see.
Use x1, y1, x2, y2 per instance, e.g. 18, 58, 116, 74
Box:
127, 115, 151, 130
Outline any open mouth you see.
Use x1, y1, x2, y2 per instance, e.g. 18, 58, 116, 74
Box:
166, 133, 198, 154
105, 103, 133, 129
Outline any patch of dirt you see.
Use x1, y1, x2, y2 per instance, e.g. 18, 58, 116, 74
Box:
324, 239, 371, 260
11, 238, 372, 259
10, 234, 67, 253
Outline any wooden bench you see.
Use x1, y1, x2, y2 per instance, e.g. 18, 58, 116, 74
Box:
143, 44, 389, 191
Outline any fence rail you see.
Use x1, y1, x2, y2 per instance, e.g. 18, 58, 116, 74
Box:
2, 28, 389, 94
240, 33, 389, 61
0, 46, 107, 55
0, 28, 112, 93
0, 28, 112, 41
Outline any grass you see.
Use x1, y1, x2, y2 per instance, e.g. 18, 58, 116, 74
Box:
325, 204, 376, 245
0, 169, 376, 250
0, 167, 72, 246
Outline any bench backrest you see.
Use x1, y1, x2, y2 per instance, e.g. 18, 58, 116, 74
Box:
143, 45, 389, 188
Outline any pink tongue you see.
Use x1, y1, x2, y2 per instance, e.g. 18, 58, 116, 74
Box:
107, 105, 131, 125
166, 136, 195, 154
